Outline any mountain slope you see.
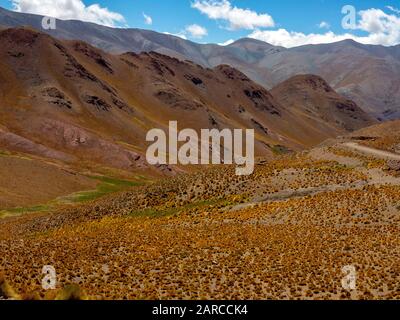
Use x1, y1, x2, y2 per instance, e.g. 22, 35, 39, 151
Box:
0, 28, 156, 175
347, 119, 400, 153
1, 7, 399, 119
0, 27, 374, 174
0, 151, 98, 210
271, 75, 376, 132
265, 40, 400, 120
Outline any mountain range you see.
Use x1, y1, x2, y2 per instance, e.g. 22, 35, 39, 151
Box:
0, 26, 374, 178
1, 6, 399, 120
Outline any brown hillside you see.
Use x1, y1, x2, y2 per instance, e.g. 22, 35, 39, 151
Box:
271, 74, 376, 134
0, 27, 374, 168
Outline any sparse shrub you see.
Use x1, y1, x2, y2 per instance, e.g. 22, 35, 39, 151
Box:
55, 285, 88, 300
0, 273, 20, 300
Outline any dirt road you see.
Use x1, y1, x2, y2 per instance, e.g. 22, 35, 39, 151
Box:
343, 142, 400, 160
231, 143, 400, 212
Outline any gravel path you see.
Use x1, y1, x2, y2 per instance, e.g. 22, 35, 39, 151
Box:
343, 142, 400, 160
230, 143, 400, 212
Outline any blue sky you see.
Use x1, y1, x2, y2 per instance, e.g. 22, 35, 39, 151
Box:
1, 0, 400, 47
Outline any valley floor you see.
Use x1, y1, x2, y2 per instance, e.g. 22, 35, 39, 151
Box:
0, 141, 399, 300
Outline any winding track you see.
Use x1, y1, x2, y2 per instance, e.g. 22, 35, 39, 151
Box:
343, 142, 400, 160
230, 142, 400, 212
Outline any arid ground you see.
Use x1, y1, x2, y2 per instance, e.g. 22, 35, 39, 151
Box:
1, 125, 399, 300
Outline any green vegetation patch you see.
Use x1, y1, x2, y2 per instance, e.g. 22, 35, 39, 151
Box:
0, 176, 145, 218
0, 204, 50, 218
60, 176, 144, 203
0, 150, 11, 157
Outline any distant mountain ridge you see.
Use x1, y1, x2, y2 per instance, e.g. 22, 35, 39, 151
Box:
1, 6, 399, 119
0, 27, 374, 176
271, 74, 373, 132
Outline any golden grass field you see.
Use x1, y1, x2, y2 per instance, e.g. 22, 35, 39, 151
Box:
0, 23, 399, 302
1, 138, 399, 300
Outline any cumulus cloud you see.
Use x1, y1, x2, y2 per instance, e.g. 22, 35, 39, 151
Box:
318, 21, 330, 29
164, 24, 207, 40
191, 0, 274, 30
143, 13, 152, 25
12, 0, 125, 27
248, 29, 355, 48
249, 8, 400, 47
218, 39, 235, 46
185, 24, 208, 38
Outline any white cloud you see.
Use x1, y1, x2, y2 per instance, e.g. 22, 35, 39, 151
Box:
249, 29, 354, 48
12, 0, 125, 27
163, 32, 187, 40
185, 24, 208, 38
386, 6, 400, 14
192, 0, 274, 30
164, 25, 207, 40
318, 21, 330, 29
143, 13, 152, 25
249, 8, 400, 48
357, 8, 400, 45
218, 39, 235, 46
